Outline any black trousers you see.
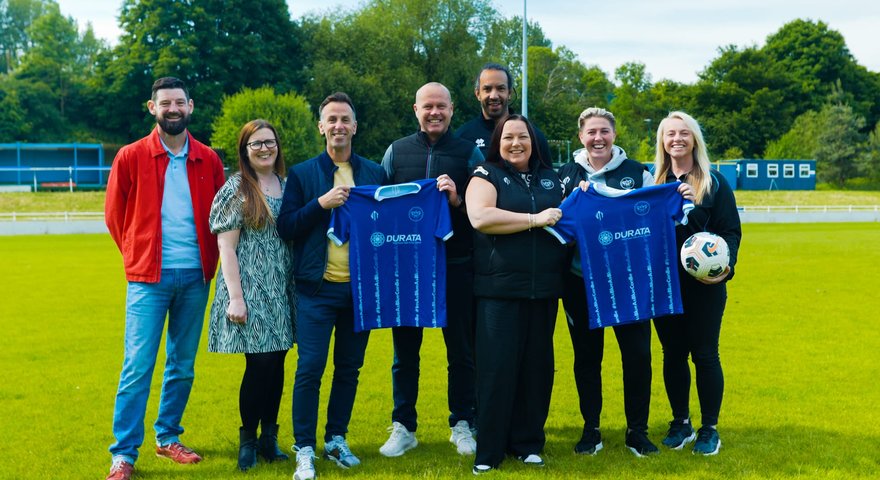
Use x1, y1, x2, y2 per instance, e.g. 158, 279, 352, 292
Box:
390, 261, 476, 431
653, 277, 726, 427
474, 297, 556, 468
562, 272, 652, 433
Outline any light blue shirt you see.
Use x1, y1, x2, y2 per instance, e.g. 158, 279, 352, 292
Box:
159, 135, 201, 269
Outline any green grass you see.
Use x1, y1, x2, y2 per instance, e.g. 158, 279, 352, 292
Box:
2, 224, 880, 479
1, 190, 879, 215
0, 191, 105, 212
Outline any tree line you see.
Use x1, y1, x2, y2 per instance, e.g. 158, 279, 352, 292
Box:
1, 0, 879, 186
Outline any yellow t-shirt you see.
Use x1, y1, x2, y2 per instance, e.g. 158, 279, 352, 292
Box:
324, 161, 354, 282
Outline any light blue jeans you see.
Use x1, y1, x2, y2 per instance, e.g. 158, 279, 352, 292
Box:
109, 268, 209, 464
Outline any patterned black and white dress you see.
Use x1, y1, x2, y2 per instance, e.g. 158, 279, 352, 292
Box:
207, 173, 295, 353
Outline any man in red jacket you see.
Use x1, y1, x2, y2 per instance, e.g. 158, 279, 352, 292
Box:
103, 77, 225, 480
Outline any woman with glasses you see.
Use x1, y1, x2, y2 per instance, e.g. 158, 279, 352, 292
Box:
207, 119, 296, 471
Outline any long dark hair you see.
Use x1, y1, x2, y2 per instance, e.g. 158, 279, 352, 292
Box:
485, 114, 547, 169
237, 119, 286, 229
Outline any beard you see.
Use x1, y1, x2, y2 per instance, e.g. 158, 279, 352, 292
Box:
156, 112, 191, 136
481, 98, 508, 120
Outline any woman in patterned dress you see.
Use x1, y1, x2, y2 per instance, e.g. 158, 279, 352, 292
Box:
208, 119, 296, 471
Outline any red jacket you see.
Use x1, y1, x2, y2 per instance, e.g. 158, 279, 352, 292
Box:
105, 128, 226, 283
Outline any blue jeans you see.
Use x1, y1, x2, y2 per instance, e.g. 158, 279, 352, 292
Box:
109, 268, 209, 464
293, 281, 370, 448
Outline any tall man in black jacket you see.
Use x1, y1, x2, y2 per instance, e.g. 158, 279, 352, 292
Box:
378, 82, 483, 458
455, 63, 552, 163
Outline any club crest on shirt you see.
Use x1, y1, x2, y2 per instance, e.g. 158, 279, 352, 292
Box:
541, 179, 554, 190
634, 201, 650, 216
408, 207, 424, 222
620, 177, 635, 189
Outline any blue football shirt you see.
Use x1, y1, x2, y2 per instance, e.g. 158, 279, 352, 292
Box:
328, 178, 453, 332
546, 182, 693, 329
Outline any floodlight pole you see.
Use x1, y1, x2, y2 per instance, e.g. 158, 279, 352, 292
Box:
521, 0, 528, 118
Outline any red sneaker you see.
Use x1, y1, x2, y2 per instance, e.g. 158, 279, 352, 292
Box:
156, 442, 203, 464
105, 460, 133, 480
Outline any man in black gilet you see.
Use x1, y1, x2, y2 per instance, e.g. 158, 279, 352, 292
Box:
378, 82, 483, 458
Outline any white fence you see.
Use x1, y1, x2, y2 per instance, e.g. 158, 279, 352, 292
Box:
0, 206, 878, 236
737, 205, 880, 223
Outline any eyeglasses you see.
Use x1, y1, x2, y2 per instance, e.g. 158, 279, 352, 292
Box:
246, 139, 278, 150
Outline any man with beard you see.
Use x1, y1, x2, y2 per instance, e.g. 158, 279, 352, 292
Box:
104, 77, 225, 480
455, 63, 552, 163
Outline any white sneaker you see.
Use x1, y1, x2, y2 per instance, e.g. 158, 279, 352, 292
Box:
293, 446, 316, 480
450, 420, 477, 455
518, 454, 544, 466
379, 422, 418, 457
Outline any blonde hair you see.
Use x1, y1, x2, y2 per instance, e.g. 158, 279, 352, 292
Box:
578, 107, 616, 131
653, 111, 712, 204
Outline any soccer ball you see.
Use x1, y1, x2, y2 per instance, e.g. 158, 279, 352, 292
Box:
680, 232, 730, 280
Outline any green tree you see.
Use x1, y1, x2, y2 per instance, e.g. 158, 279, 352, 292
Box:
211, 87, 322, 168
764, 110, 822, 159
524, 46, 613, 155
858, 121, 880, 180
0, 77, 30, 140
91, 0, 304, 142
0, 0, 49, 74
301, 0, 496, 159
609, 62, 660, 160
763, 19, 880, 127
8, 2, 104, 141
690, 46, 796, 157
815, 102, 865, 186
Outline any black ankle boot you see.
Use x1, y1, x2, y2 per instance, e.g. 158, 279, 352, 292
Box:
258, 424, 289, 462
238, 427, 258, 471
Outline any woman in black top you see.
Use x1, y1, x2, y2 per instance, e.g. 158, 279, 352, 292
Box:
465, 114, 567, 474
652, 111, 742, 456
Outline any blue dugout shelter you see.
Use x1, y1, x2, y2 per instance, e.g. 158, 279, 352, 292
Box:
0, 143, 107, 189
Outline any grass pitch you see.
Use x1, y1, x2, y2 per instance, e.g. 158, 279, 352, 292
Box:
1, 223, 879, 479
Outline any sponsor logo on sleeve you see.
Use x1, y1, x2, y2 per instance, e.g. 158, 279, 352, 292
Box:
474, 165, 489, 176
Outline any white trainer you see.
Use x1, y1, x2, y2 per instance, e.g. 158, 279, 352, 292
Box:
379, 422, 418, 457
450, 420, 477, 455
293, 446, 316, 480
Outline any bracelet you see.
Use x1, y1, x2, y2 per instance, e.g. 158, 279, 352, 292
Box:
527, 213, 534, 230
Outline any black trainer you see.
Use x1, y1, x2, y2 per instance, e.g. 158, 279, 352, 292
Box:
574, 427, 603, 455
625, 430, 659, 457
662, 418, 696, 450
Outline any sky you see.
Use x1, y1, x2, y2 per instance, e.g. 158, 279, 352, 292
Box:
58, 0, 879, 84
